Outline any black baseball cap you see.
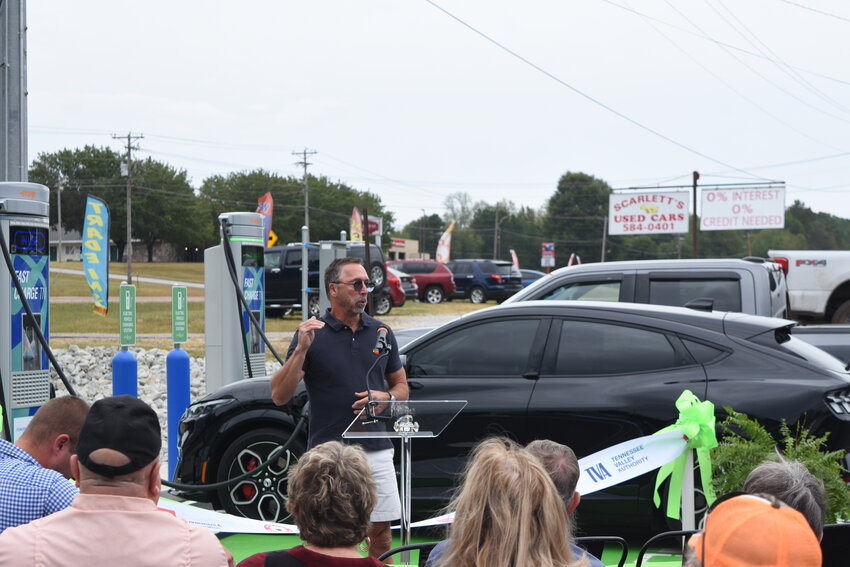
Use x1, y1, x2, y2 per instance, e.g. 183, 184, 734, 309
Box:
76, 395, 161, 478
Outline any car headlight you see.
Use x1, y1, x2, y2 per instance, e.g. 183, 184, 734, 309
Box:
182, 398, 232, 422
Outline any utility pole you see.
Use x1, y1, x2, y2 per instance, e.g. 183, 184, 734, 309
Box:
292, 148, 317, 231
1, 0, 28, 182
293, 148, 316, 322
493, 209, 501, 259
691, 171, 700, 259
56, 181, 63, 262
113, 132, 143, 283
419, 208, 426, 258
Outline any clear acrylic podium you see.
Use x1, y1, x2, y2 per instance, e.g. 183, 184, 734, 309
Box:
343, 399, 467, 563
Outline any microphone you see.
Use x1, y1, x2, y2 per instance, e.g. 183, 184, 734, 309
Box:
362, 327, 392, 422
373, 326, 390, 355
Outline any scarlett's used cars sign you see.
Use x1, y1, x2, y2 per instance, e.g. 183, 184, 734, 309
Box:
608, 191, 690, 236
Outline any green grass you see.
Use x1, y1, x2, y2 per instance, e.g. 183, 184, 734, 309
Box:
51, 262, 205, 297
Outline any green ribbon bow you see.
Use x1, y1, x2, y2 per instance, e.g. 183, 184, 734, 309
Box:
652, 389, 718, 520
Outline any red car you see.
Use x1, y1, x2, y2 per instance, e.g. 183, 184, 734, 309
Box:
387, 260, 455, 304
386, 266, 418, 307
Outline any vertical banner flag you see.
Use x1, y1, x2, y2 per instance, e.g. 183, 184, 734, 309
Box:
256, 192, 274, 247
350, 207, 364, 241
510, 249, 519, 269
82, 196, 110, 316
435, 220, 456, 263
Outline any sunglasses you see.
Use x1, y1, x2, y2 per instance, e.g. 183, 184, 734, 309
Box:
332, 279, 375, 292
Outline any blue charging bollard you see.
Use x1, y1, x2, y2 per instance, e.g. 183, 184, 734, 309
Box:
166, 346, 191, 481
112, 347, 138, 397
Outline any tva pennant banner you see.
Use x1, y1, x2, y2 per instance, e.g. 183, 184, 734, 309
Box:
81, 195, 110, 316
156, 498, 299, 535
409, 429, 688, 529
575, 430, 687, 496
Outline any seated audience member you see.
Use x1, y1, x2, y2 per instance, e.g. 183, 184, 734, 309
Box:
0, 395, 233, 566
525, 440, 604, 567
743, 456, 827, 539
0, 396, 89, 533
426, 438, 587, 567
238, 440, 385, 567
686, 493, 821, 567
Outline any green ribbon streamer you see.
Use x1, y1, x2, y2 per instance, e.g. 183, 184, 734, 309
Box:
652, 389, 718, 520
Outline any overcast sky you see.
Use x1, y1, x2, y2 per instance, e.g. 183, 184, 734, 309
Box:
25, 0, 850, 229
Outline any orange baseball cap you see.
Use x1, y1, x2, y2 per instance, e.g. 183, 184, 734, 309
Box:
688, 494, 821, 567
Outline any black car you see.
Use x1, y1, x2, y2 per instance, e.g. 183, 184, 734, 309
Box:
446, 259, 523, 303
264, 242, 392, 317
173, 301, 850, 532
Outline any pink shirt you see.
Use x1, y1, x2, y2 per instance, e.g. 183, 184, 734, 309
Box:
0, 493, 231, 567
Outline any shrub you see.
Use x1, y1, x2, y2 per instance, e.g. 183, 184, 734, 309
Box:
711, 408, 850, 523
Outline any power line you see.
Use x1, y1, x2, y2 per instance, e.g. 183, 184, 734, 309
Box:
600, 0, 850, 86
627, 0, 846, 151
422, 0, 766, 180
710, 0, 850, 116
776, 0, 850, 23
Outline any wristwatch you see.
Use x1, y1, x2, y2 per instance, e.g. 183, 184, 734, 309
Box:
389, 392, 397, 403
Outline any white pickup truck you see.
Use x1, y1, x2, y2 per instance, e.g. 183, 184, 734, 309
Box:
768, 250, 850, 324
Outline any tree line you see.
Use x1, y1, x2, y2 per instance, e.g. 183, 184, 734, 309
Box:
31, 147, 850, 266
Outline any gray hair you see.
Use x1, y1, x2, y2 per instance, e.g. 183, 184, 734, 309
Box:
743, 456, 826, 537
323, 257, 363, 296
525, 439, 580, 506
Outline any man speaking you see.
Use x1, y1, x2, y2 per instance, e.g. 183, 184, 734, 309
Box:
271, 257, 408, 559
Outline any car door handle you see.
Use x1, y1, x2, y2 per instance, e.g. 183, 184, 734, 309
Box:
408, 381, 424, 390
522, 371, 539, 381
271, 268, 281, 274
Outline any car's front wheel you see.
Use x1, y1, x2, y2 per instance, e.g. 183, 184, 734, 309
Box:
469, 286, 486, 304
424, 285, 444, 304
215, 427, 305, 522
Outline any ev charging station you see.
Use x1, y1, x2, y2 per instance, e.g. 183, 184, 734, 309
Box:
0, 182, 52, 440
317, 240, 349, 315
204, 212, 266, 393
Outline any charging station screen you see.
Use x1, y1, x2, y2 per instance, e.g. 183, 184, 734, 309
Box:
10, 224, 49, 373
241, 245, 265, 354
10, 226, 48, 256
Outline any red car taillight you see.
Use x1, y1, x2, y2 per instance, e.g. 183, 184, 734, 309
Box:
490, 273, 502, 283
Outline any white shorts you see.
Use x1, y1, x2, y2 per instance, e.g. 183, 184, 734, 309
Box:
366, 447, 401, 522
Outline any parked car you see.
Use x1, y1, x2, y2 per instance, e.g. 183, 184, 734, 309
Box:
519, 268, 547, 287
265, 242, 391, 316
173, 301, 850, 533
388, 266, 418, 307
386, 260, 456, 304
445, 259, 523, 303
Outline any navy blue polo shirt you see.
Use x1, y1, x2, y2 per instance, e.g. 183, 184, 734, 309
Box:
287, 310, 403, 451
